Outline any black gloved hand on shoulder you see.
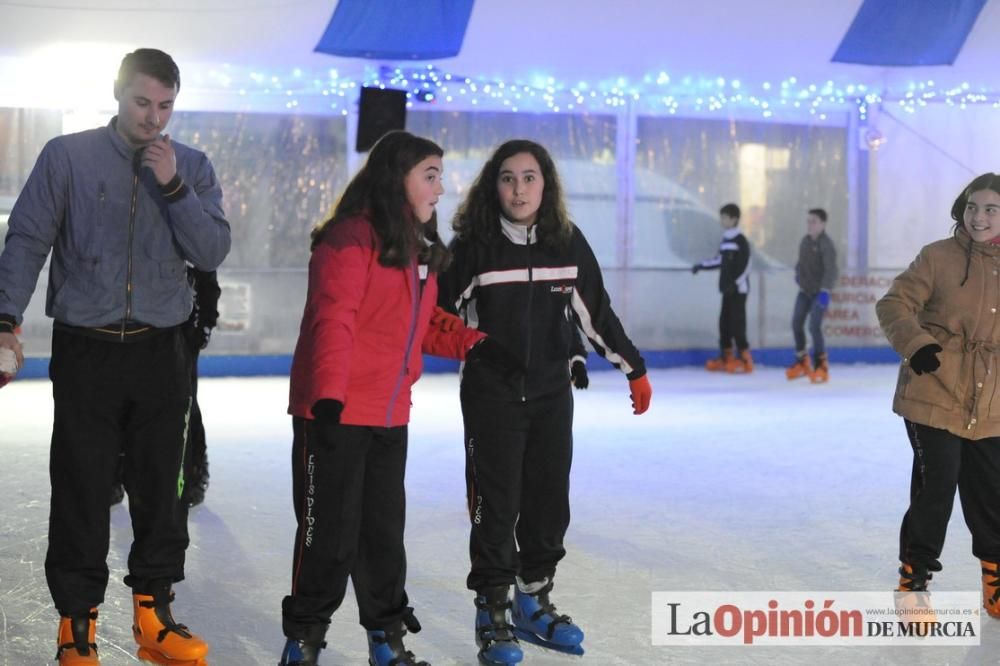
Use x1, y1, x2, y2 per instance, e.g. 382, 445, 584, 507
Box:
909, 344, 942, 375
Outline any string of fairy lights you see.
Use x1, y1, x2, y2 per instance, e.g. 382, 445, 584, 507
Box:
186, 63, 1000, 120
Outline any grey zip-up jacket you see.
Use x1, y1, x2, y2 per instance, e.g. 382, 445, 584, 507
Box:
0, 118, 230, 329
795, 231, 837, 296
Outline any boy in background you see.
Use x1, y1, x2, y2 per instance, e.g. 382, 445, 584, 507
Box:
786, 208, 837, 383
692, 203, 753, 373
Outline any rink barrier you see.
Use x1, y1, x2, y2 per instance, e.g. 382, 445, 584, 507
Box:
13, 347, 902, 380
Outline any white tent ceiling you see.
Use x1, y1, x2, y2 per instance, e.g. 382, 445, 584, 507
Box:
2, 0, 1000, 101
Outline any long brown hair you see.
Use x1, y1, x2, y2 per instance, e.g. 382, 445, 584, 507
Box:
452, 139, 573, 252
312, 131, 450, 272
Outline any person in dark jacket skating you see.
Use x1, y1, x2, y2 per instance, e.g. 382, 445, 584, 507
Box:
786, 208, 838, 383
692, 203, 753, 373
438, 139, 652, 664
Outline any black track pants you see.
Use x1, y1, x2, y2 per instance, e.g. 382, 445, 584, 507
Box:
461, 387, 573, 591
45, 327, 192, 615
282, 418, 411, 638
900, 419, 1000, 568
719, 291, 749, 352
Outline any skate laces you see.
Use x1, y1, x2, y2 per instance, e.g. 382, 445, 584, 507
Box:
372, 628, 422, 666
139, 592, 195, 642
475, 594, 517, 643
56, 610, 99, 659
282, 636, 327, 665
289, 637, 328, 651
898, 562, 939, 592
527, 581, 574, 639
983, 563, 1000, 604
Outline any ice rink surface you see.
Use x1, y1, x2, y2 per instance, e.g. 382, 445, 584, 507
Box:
3, 364, 999, 665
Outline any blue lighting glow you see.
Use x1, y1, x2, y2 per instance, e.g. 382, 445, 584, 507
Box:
182, 63, 1000, 119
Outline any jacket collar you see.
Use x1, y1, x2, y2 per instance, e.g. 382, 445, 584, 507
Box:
957, 226, 1000, 257
500, 216, 537, 245
722, 226, 741, 240
106, 117, 143, 161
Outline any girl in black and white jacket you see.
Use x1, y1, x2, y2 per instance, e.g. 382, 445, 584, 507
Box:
438, 139, 651, 664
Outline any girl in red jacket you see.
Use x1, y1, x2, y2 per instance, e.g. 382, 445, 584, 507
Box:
280, 131, 482, 666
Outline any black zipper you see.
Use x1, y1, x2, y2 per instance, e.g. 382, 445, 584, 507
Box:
521, 226, 534, 402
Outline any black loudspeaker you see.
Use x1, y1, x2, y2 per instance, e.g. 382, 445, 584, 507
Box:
356, 87, 407, 152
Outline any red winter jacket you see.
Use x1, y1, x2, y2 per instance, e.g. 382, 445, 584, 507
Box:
288, 214, 483, 426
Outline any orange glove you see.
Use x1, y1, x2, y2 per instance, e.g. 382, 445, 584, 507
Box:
628, 374, 652, 415
429, 306, 462, 333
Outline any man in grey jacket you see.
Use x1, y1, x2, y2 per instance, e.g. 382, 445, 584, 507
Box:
0, 48, 230, 664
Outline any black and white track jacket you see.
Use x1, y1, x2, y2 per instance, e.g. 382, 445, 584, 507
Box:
695, 227, 751, 295
439, 217, 646, 402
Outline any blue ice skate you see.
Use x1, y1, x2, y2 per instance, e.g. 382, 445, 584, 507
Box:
474, 586, 523, 665
278, 633, 325, 666
367, 621, 428, 666
512, 579, 584, 656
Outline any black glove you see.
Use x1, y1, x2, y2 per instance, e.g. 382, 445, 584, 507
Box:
691, 264, 701, 274
312, 399, 344, 424
182, 322, 211, 351
193, 325, 211, 350
909, 344, 942, 375
570, 360, 589, 389
467, 337, 521, 371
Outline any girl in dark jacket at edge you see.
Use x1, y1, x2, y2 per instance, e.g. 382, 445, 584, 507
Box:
438, 139, 653, 665
279, 131, 483, 666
